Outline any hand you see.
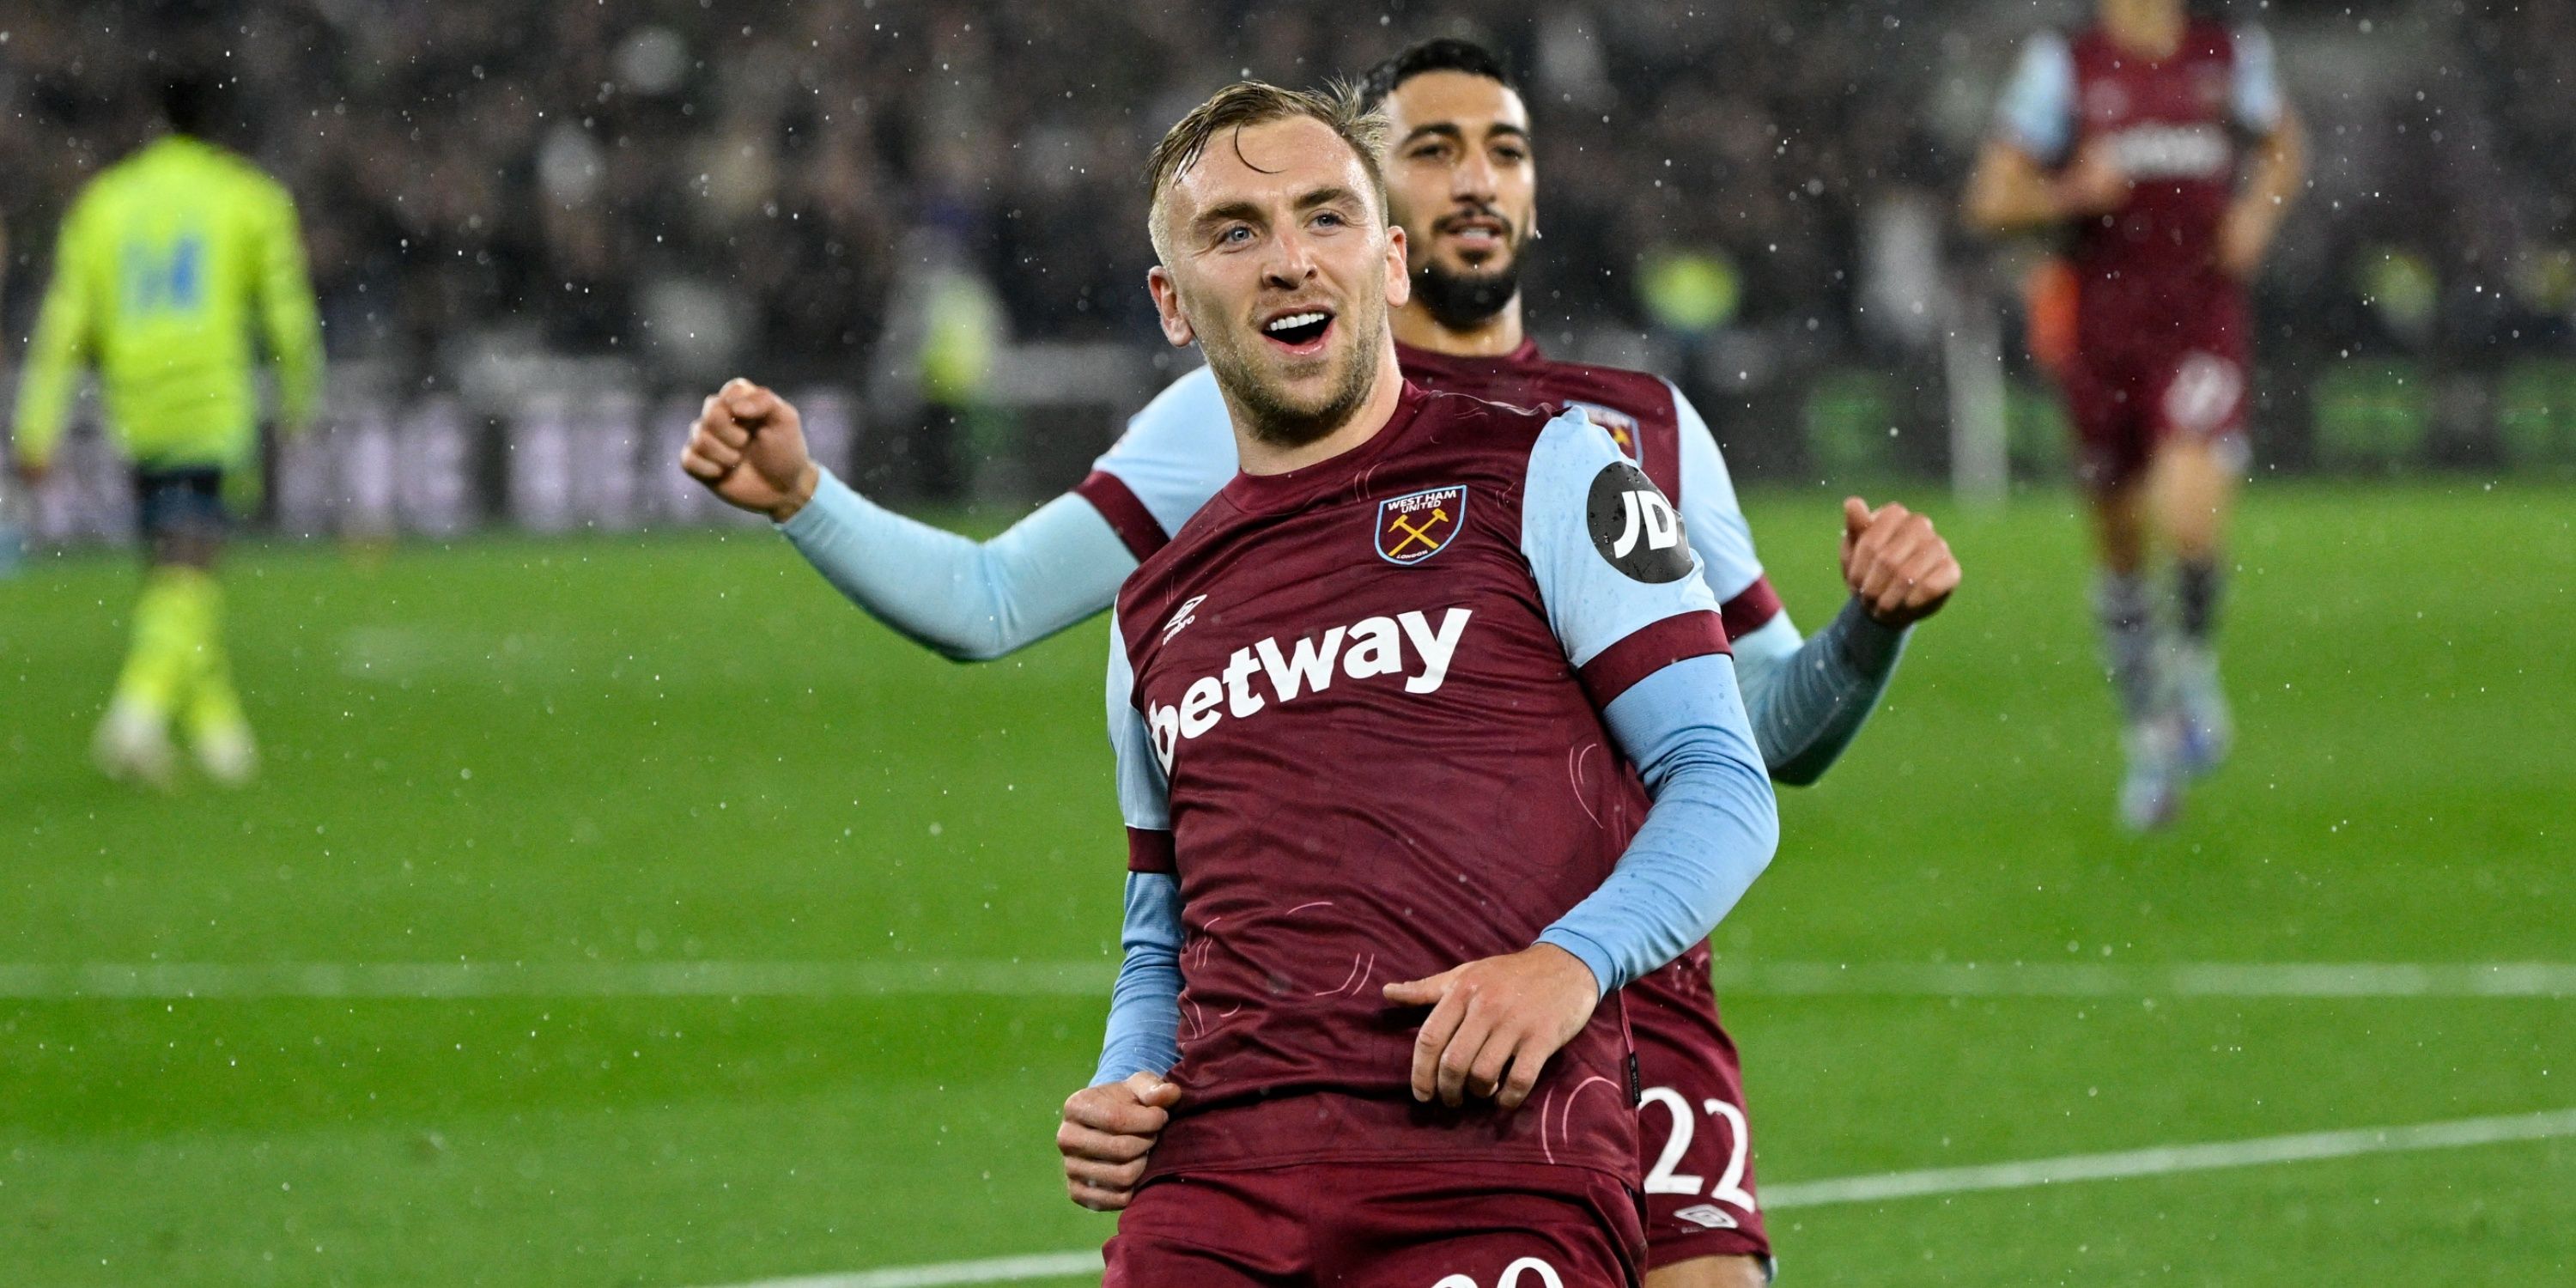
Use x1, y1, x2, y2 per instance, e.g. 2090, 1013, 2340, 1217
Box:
2054, 139, 2131, 218
1382, 944, 1600, 1110
2215, 202, 2277, 281
1057, 1072, 1181, 1212
679, 377, 820, 522
1840, 497, 1961, 628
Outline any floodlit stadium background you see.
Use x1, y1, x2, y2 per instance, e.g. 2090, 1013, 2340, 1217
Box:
3, 3, 2570, 1286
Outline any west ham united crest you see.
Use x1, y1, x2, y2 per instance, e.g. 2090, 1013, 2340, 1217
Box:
1376, 485, 1467, 566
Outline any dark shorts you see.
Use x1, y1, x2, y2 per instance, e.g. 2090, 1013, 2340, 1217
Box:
1105, 1161, 1643, 1288
1630, 963, 1774, 1271
2059, 286, 2251, 493
133, 466, 228, 543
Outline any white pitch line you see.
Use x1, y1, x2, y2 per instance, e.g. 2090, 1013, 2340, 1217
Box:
694, 1106, 2576, 1288
1758, 1105, 2576, 1207
1704, 960, 2576, 999
3, 959, 2573, 1000
696, 1251, 1104, 1288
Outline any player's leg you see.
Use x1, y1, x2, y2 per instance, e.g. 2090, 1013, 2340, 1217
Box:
2069, 363, 2182, 829
1627, 974, 1773, 1285
161, 468, 257, 784
2147, 349, 2251, 773
97, 470, 204, 785
2089, 478, 2184, 829
1334, 1161, 1642, 1288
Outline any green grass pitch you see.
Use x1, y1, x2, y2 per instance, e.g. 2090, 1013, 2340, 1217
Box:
3, 480, 2570, 1286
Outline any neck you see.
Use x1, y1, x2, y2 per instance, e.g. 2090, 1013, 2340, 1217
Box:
2105, 2, 2184, 58
1391, 291, 1524, 357
1230, 342, 1408, 477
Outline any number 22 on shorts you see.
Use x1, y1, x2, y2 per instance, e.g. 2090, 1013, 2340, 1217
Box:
1639, 1086, 1757, 1212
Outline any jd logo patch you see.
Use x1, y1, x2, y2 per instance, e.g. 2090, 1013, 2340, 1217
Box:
1376, 486, 1466, 565
1587, 462, 1692, 582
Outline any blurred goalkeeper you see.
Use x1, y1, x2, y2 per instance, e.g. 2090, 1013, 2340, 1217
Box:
8, 71, 325, 787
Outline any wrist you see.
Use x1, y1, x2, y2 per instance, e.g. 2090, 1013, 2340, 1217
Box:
1531, 933, 1612, 999
768, 461, 822, 524
1836, 594, 1912, 668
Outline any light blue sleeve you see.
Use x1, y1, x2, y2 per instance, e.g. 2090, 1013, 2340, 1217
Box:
1737, 599, 1910, 787
776, 470, 1135, 661
2231, 26, 2285, 134
1519, 409, 1726, 669
1518, 411, 1778, 993
1094, 872, 1183, 1085
1668, 383, 1765, 606
1093, 615, 1184, 1084
1103, 617, 1173, 833
1087, 362, 1241, 543
1670, 383, 1911, 785
772, 363, 1237, 663
1536, 654, 1778, 994
1995, 32, 2076, 163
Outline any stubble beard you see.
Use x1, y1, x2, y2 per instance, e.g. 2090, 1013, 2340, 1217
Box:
1201, 298, 1388, 451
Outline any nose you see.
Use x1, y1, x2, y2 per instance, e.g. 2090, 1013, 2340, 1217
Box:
1452, 149, 1498, 206
1261, 224, 1321, 291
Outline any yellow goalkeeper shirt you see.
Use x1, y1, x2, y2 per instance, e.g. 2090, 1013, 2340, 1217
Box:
10, 133, 323, 471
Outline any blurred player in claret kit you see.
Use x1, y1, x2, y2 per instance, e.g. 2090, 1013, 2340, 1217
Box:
8, 70, 325, 787
1085, 79, 1777, 1284
681, 39, 1958, 1285
1964, 0, 2303, 829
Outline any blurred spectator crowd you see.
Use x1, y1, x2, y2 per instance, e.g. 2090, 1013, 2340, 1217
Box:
3, 0, 2570, 398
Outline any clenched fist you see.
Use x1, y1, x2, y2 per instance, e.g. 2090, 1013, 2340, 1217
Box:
1840, 497, 1961, 628
678, 377, 820, 522
1058, 1072, 1182, 1212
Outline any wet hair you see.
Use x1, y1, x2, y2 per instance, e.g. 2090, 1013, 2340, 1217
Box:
1144, 80, 1389, 263
1357, 37, 1517, 112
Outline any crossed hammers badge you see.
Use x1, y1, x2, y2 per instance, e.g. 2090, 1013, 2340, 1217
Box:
1375, 486, 1467, 565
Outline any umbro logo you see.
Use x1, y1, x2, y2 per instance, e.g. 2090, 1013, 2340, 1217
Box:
1673, 1204, 1741, 1231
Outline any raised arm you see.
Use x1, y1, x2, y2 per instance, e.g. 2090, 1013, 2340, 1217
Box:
681, 368, 1231, 661
1670, 387, 1955, 786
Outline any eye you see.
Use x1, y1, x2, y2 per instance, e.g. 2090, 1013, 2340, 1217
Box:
1312, 210, 1346, 228
1409, 142, 1452, 161
1219, 225, 1253, 246
1496, 145, 1528, 164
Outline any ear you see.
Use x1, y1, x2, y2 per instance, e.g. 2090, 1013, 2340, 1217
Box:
1146, 265, 1196, 349
1382, 224, 1411, 309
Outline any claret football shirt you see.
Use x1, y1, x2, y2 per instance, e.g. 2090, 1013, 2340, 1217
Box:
1105, 382, 1748, 1182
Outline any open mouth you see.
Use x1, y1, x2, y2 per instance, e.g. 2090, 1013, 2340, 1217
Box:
1438, 216, 1510, 253
1261, 309, 1334, 353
